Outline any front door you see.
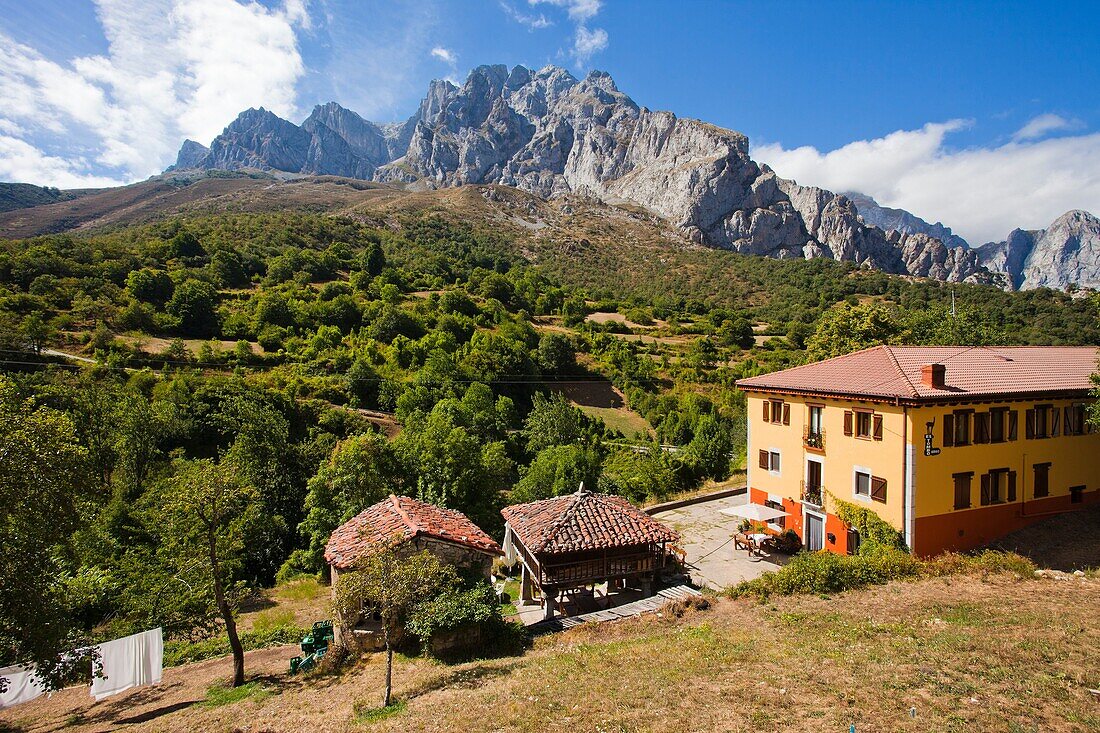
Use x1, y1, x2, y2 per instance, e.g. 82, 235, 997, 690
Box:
805, 512, 824, 552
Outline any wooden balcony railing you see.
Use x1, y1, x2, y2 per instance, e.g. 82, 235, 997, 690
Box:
540, 552, 659, 587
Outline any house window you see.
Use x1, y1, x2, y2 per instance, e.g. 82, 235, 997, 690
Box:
989, 408, 1007, 443
846, 528, 861, 555
954, 411, 971, 446
980, 468, 1016, 506
855, 411, 872, 438
764, 399, 790, 425
1066, 404, 1087, 435
1027, 405, 1053, 439
953, 472, 973, 510
1070, 485, 1085, 504
974, 412, 990, 444
1033, 462, 1050, 498
854, 470, 871, 499
764, 499, 785, 530
758, 449, 781, 473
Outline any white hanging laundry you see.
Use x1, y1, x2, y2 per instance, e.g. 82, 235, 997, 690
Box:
0, 665, 47, 709
90, 628, 163, 701
502, 525, 517, 564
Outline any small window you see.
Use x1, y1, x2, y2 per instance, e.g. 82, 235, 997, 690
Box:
808, 406, 823, 435
764, 499, 785, 530
855, 411, 873, 439
767, 399, 790, 425
989, 408, 1007, 443
846, 528, 861, 556
1066, 404, 1087, 436
854, 470, 871, 498
953, 411, 971, 446
758, 449, 780, 473
1033, 463, 1050, 498
974, 412, 990, 444
1070, 485, 1085, 504
1028, 405, 1052, 439
981, 469, 1013, 505
953, 472, 973, 510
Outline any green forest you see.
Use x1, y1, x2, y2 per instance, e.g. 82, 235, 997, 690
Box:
2, 209, 1098, 683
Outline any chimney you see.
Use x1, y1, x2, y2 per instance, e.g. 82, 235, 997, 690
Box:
922, 363, 946, 389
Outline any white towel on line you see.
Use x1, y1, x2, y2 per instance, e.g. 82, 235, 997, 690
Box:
90, 628, 163, 701
0, 665, 47, 709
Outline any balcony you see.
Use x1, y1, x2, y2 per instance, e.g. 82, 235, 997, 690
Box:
803, 427, 825, 452
800, 481, 824, 507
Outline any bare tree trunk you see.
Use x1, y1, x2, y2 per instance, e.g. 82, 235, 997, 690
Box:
382, 624, 393, 708
208, 532, 245, 687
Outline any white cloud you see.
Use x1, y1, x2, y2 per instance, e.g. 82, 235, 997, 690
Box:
532, 0, 600, 21
0, 135, 125, 188
572, 25, 608, 64
430, 46, 456, 64
0, 0, 310, 187
526, 0, 606, 67
499, 2, 552, 29
1012, 113, 1084, 142
753, 122, 1100, 245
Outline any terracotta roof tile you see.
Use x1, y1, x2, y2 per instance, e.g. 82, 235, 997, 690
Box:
502, 489, 679, 555
736, 345, 1099, 403
324, 495, 501, 570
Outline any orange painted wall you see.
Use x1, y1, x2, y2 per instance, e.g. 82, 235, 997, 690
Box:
912, 488, 1099, 556
749, 487, 855, 555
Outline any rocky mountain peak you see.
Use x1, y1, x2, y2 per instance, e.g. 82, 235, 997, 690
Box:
164, 63, 1097, 290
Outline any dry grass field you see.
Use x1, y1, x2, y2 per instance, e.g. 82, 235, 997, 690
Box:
4, 570, 1097, 733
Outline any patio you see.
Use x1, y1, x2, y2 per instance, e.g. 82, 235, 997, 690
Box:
651, 490, 791, 590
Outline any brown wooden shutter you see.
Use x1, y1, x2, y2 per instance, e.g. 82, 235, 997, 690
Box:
980, 473, 991, 506
943, 413, 954, 447
974, 412, 989, 444
762, 401, 770, 422
782, 403, 790, 425
1007, 470, 1017, 502
872, 414, 883, 441
758, 449, 769, 469
1064, 407, 1073, 435
1051, 407, 1061, 437
1008, 410, 1018, 440
870, 476, 887, 503
843, 411, 853, 436
1025, 408, 1035, 439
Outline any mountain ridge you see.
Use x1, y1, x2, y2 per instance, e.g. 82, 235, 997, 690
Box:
170, 64, 1003, 285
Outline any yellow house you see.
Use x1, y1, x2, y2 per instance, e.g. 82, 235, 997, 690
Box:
735, 346, 1100, 556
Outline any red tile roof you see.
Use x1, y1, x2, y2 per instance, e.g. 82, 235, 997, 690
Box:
736, 345, 1100, 403
502, 489, 679, 555
324, 495, 501, 570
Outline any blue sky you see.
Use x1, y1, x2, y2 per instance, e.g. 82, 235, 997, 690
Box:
1, 0, 1099, 243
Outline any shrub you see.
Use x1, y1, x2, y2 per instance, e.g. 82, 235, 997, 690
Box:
923, 550, 1036, 579
406, 583, 501, 648
831, 495, 908, 553
728, 546, 921, 600
164, 623, 308, 667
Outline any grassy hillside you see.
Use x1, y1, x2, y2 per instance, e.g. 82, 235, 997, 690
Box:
2, 570, 1097, 733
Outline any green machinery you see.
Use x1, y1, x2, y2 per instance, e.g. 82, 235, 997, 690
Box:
289, 620, 334, 674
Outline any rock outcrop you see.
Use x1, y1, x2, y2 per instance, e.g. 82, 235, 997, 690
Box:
164, 65, 1008, 285
977, 210, 1100, 290
846, 192, 970, 250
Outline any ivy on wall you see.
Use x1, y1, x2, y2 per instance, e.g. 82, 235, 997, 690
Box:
828, 494, 909, 553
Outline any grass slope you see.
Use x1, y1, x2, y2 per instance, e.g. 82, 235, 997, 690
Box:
3, 572, 1096, 733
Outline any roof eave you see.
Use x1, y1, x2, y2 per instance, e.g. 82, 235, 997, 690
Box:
737, 383, 1094, 406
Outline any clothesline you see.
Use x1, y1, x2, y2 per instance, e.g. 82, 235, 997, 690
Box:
0, 628, 163, 710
